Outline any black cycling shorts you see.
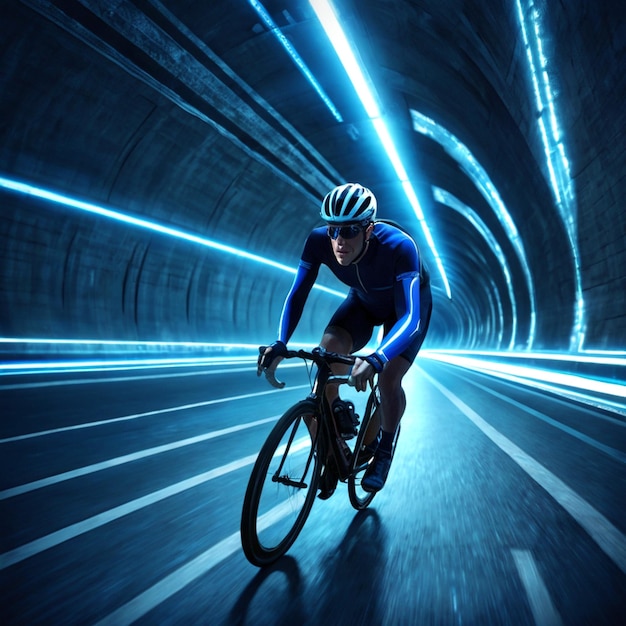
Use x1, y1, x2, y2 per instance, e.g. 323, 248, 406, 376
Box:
325, 283, 432, 364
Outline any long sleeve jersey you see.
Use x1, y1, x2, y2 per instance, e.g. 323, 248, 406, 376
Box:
277, 221, 429, 365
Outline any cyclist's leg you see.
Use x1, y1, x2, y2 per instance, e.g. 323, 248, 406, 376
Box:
320, 326, 352, 407
363, 286, 432, 491
377, 355, 411, 433
319, 326, 359, 440
361, 356, 410, 492
378, 280, 433, 435
321, 290, 376, 407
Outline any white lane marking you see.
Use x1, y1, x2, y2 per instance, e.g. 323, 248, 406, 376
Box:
464, 378, 626, 463
93, 500, 295, 626
0, 361, 306, 390
0, 453, 259, 570
420, 367, 626, 576
0, 384, 309, 444
0, 366, 255, 390
512, 549, 563, 626
0, 416, 279, 500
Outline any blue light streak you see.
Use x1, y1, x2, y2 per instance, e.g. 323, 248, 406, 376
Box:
412, 110, 537, 349
0, 357, 252, 374
515, 0, 584, 350
429, 348, 626, 367
424, 351, 626, 415
309, 0, 452, 299
433, 187, 518, 349
0, 338, 320, 375
248, 0, 343, 123
0, 175, 345, 299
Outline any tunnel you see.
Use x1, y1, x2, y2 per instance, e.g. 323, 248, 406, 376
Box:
1, 1, 625, 624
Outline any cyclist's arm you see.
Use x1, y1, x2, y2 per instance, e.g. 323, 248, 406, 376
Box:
356, 272, 421, 377
276, 230, 324, 344
277, 260, 318, 343
366, 237, 423, 370
375, 270, 422, 363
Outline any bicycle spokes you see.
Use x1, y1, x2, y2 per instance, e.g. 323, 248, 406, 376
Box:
241, 402, 321, 565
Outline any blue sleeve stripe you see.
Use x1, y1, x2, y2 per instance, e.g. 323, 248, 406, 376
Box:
377, 275, 421, 361
396, 270, 420, 281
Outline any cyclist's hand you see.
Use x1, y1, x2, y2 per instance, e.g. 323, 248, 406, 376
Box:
351, 357, 375, 392
257, 341, 288, 388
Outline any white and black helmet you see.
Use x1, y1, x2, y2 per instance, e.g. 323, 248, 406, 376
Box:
320, 183, 377, 225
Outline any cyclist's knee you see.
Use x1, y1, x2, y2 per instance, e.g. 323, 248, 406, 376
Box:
379, 381, 405, 407
379, 370, 398, 390
378, 357, 410, 391
321, 325, 353, 354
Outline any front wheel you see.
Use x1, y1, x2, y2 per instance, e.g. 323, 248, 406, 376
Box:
241, 400, 322, 566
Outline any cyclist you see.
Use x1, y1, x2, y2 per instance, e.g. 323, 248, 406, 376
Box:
258, 182, 432, 493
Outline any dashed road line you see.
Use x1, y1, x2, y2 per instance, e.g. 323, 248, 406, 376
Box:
512, 549, 563, 626
0, 385, 308, 444
420, 366, 626, 576
0, 416, 279, 500
0, 453, 258, 569
93, 501, 295, 626
463, 378, 626, 463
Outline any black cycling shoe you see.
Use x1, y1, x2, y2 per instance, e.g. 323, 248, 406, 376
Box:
332, 398, 359, 439
355, 428, 381, 466
317, 464, 339, 500
361, 449, 392, 493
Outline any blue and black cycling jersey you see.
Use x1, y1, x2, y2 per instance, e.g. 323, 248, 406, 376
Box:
277, 221, 431, 365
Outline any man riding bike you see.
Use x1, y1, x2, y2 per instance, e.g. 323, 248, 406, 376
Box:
258, 182, 432, 493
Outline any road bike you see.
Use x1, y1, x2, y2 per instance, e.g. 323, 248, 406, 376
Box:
240, 346, 399, 567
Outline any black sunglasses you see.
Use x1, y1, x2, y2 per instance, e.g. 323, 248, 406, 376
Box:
327, 224, 365, 240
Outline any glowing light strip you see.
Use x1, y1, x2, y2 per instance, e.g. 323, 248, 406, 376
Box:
0, 338, 260, 349
0, 176, 345, 298
433, 187, 518, 349
0, 338, 322, 375
487, 277, 505, 348
412, 110, 536, 348
427, 348, 626, 367
0, 358, 252, 373
248, 0, 343, 122
308, 1, 379, 118
515, 0, 584, 350
424, 353, 626, 399
309, 0, 451, 299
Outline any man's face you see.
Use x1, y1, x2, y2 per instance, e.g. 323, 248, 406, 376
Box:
327, 223, 373, 266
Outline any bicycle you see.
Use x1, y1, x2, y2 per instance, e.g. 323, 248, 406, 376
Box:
240, 346, 400, 567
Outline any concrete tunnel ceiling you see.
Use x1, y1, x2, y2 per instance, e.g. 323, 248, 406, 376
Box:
1, 0, 625, 354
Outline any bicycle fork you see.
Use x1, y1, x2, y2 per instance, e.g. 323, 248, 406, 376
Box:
272, 414, 319, 489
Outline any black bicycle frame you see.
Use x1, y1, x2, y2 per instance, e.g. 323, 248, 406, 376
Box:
306, 352, 354, 481
269, 347, 356, 489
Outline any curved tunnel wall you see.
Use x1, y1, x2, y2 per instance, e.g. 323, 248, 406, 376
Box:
1, 0, 625, 355
1, 2, 345, 350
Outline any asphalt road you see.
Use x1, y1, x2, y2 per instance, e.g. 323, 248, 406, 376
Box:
1, 357, 625, 625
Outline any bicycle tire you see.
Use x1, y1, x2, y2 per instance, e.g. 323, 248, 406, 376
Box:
241, 400, 322, 566
348, 389, 380, 510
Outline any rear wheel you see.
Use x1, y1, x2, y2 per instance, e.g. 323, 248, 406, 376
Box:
348, 389, 380, 510
241, 400, 322, 566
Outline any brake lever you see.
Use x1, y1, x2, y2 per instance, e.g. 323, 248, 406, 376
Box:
264, 368, 286, 389
257, 345, 286, 389
345, 374, 375, 390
